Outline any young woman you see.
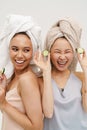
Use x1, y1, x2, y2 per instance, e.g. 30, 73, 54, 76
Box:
34, 18, 87, 130
0, 14, 43, 130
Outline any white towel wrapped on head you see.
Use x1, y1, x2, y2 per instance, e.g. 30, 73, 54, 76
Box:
0, 14, 42, 79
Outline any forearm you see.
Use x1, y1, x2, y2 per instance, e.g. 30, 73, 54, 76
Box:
82, 70, 87, 112
42, 70, 53, 118
2, 101, 42, 130
84, 70, 87, 89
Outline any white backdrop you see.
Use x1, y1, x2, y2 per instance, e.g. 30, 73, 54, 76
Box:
0, 0, 87, 128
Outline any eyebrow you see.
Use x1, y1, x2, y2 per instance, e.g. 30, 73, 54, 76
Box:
54, 49, 72, 50
54, 49, 73, 52
11, 46, 31, 48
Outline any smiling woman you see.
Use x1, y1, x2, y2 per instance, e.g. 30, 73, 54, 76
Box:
43, 18, 87, 130
34, 18, 87, 130
50, 37, 74, 71
9, 33, 33, 72
0, 14, 43, 130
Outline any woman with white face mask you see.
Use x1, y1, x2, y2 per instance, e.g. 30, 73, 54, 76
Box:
34, 18, 87, 130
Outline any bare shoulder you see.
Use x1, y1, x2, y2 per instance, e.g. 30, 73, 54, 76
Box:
74, 71, 84, 81
20, 71, 37, 80
19, 71, 39, 91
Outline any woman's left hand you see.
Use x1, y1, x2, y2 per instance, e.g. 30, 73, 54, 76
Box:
77, 50, 87, 72
0, 74, 7, 88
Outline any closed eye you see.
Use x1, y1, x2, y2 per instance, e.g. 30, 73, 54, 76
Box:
65, 50, 73, 53
54, 50, 61, 53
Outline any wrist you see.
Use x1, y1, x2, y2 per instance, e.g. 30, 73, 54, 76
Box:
1, 100, 7, 111
43, 70, 51, 77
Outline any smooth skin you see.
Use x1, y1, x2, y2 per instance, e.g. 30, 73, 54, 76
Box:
0, 33, 43, 130
34, 37, 87, 119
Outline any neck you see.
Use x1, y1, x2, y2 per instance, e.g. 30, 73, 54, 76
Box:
14, 66, 32, 76
52, 68, 70, 77
52, 69, 71, 89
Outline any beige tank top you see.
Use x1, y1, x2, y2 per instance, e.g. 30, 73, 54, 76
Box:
1, 86, 25, 130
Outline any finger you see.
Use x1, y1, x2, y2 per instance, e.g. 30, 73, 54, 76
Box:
0, 76, 3, 82
47, 53, 50, 62
38, 50, 41, 60
0, 78, 2, 83
34, 50, 42, 62
82, 50, 86, 58
33, 51, 39, 62
33, 56, 37, 64
77, 52, 81, 61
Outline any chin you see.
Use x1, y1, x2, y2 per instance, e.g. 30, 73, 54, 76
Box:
57, 66, 67, 72
58, 69, 65, 72
15, 65, 25, 70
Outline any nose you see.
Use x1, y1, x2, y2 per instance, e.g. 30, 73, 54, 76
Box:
59, 54, 66, 60
17, 50, 23, 57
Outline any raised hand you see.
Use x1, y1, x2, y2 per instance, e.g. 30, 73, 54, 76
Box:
0, 71, 7, 110
0, 68, 7, 89
33, 50, 51, 73
77, 49, 87, 72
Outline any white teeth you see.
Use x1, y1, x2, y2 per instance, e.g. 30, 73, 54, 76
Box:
16, 60, 24, 64
58, 61, 67, 65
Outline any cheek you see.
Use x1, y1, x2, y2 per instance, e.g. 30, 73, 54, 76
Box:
9, 50, 14, 59
27, 52, 33, 60
67, 53, 74, 61
50, 54, 58, 63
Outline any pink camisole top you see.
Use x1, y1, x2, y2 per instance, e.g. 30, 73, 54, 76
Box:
1, 86, 26, 130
